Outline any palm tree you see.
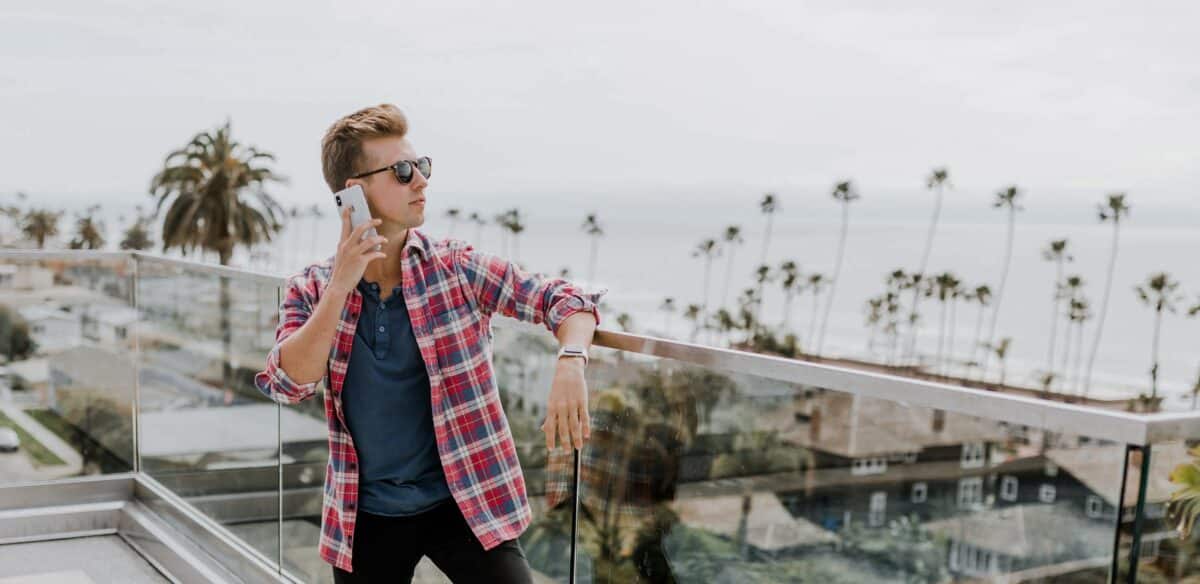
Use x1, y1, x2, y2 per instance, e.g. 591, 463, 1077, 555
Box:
906, 167, 951, 362
445, 207, 462, 237
713, 308, 736, 346
931, 272, 961, 376
884, 269, 910, 365
1068, 296, 1092, 397
20, 208, 64, 249
984, 337, 1013, 387
1041, 239, 1073, 384
692, 238, 721, 342
756, 194, 779, 318
864, 296, 885, 355
1056, 275, 1085, 392
981, 186, 1023, 380
493, 211, 511, 257
149, 120, 285, 405
1083, 193, 1131, 398
659, 297, 676, 337
817, 180, 860, 356
721, 225, 744, 311
119, 206, 154, 251
1135, 272, 1183, 401
508, 209, 526, 264
469, 211, 487, 247
751, 263, 772, 331
68, 205, 106, 250
968, 285, 993, 377
581, 213, 604, 282
806, 273, 827, 354
616, 312, 634, 333
736, 287, 761, 344
1166, 444, 1200, 539
778, 260, 800, 329
683, 304, 702, 342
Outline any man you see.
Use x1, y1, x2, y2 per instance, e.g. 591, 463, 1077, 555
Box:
254, 103, 602, 582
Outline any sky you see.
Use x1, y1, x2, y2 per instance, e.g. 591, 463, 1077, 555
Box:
2, 0, 1199, 218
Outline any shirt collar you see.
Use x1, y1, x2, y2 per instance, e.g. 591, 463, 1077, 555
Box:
403, 228, 430, 263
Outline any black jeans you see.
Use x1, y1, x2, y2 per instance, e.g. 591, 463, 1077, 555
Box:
331, 500, 533, 583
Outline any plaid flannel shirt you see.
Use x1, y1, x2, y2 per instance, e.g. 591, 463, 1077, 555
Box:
253, 228, 602, 573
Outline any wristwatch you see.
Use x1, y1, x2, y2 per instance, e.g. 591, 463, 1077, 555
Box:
557, 344, 589, 367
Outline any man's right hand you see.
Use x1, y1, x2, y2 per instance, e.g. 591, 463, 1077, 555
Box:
328, 205, 387, 295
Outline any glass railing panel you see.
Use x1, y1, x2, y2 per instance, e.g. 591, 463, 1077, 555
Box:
0, 255, 136, 484
133, 257, 282, 569
515, 333, 1130, 583
278, 355, 333, 584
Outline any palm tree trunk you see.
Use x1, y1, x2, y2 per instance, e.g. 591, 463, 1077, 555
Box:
1072, 319, 1086, 397
1084, 222, 1121, 398
817, 203, 850, 355
722, 247, 737, 311
218, 247, 234, 406
948, 297, 959, 378
971, 304, 986, 379
937, 299, 947, 376
1059, 316, 1073, 395
702, 258, 713, 343
782, 290, 795, 329
1047, 260, 1063, 378
474, 223, 484, 248
982, 207, 1016, 380
907, 186, 944, 362
808, 291, 821, 353
1150, 308, 1163, 400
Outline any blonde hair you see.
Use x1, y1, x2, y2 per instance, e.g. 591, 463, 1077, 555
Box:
320, 104, 409, 192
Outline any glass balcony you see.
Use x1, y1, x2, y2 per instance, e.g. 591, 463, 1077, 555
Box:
1, 250, 1197, 583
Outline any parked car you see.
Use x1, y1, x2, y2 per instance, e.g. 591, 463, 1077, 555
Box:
0, 427, 19, 452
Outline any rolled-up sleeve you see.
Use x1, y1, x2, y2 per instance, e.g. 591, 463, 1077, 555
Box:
455, 241, 604, 335
253, 271, 321, 404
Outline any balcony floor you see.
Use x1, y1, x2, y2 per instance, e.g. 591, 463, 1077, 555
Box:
0, 536, 169, 584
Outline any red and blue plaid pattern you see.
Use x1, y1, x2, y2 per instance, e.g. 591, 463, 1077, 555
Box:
254, 228, 602, 573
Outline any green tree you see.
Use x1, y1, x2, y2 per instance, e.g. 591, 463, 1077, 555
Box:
778, 260, 800, 330
981, 186, 1023, 380
968, 284, 992, 377
721, 225, 744, 312
149, 120, 285, 405
1056, 275, 1085, 393
581, 213, 604, 282
817, 180, 860, 356
750, 263, 772, 333
0, 305, 38, 362
984, 337, 1013, 387
1042, 239, 1072, 383
1084, 193, 1131, 398
20, 208, 64, 249
683, 303, 702, 343
805, 273, 827, 354
1168, 445, 1200, 539
691, 238, 721, 342
756, 193, 780, 325
1135, 272, 1183, 401
119, 205, 154, 251
1067, 294, 1092, 396
658, 297, 676, 338
68, 205, 106, 250
906, 167, 951, 363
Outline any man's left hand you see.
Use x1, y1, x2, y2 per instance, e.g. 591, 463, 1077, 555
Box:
542, 358, 590, 450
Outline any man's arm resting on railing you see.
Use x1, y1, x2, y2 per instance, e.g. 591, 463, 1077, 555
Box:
254, 279, 353, 404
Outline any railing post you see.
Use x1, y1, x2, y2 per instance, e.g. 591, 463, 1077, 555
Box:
130, 253, 141, 474
1126, 444, 1152, 583
1110, 444, 1132, 583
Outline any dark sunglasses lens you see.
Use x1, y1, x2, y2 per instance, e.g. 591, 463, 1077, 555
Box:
417, 157, 432, 179
392, 161, 414, 183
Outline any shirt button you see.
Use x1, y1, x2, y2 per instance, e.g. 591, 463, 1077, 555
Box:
379, 326, 385, 332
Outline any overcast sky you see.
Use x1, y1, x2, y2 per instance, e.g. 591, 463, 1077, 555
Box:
2, 1, 1198, 215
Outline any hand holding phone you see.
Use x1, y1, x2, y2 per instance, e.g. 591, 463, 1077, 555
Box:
329, 185, 387, 293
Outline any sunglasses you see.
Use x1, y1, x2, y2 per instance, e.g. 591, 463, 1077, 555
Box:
351, 156, 433, 184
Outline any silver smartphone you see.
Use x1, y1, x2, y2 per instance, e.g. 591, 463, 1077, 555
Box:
333, 184, 381, 251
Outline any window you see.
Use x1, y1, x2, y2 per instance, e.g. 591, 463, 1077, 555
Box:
911, 482, 928, 503
868, 492, 887, 527
958, 477, 983, 508
1039, 483, 1056, 503
851, 457, 887, 476
961, 442, 986, 469
1000, 475, 1019, 502
1086, 495, 1104, 518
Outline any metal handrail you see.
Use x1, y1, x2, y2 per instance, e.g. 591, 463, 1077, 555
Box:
6, 249, 1199, 445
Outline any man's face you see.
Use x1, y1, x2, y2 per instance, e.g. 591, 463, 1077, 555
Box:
348, 136, 428, 228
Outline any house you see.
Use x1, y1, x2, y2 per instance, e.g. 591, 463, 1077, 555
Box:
16, 305, 82, 354
0, 263, 53, 291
